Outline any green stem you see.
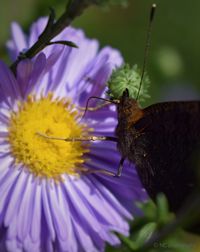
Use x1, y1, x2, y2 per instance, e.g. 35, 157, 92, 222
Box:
10, 0, 94, 74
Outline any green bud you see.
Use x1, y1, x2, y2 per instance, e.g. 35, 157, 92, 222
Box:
107, 64, 150, 104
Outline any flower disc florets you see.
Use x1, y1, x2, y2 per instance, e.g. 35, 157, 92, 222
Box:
8, 93, 88, 180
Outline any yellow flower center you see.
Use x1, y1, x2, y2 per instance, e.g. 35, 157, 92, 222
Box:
8, 93, 89, 180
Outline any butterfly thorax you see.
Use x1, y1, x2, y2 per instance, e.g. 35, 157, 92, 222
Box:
115, 91, 144, 158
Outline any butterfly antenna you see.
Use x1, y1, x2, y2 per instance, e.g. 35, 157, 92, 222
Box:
136, 3, 157, 101
80, 96, 117, 121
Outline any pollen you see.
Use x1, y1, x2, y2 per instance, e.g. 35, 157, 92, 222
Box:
8, 93, 89, 180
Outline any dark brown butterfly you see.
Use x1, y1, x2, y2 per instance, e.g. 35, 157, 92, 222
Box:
116, 88, 200, 213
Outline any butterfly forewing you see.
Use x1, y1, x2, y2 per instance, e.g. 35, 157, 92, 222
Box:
117, 101, 200, 212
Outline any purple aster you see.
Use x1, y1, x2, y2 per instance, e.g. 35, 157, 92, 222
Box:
0, 18, 147, 252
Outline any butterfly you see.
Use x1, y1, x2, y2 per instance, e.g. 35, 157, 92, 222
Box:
116, 88, 200, 213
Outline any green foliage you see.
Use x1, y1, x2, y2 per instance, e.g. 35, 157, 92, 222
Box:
107, 194, 192, 252
107, 64, 150, 104
120, 222, 157, 250
94, 0, 128, 7
67, 0, 128, 9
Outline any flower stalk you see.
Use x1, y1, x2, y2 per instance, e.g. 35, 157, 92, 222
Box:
10, 0, 96, 74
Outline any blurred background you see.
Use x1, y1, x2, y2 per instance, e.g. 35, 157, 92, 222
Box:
1, 0, 200, 106
1, 1, 200, 251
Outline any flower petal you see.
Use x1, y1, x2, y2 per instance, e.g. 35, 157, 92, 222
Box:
41, 181, 56, 241
0, 61, 21, 106
7, 22, 27, 60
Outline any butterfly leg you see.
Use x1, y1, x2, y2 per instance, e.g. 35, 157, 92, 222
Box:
36, 132, 117, 142
37, 132, 121, 177
115, 157, 125, 177
77, 101, 111, 112
77, 97, 119, 120
78, 101, 114, 120
80, 157, 125, 177
80, 167, 116, 177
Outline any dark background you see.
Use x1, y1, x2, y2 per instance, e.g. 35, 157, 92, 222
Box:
1, 0, 200, 105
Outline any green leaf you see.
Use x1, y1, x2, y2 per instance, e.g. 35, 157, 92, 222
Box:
136, 200, 157, 221
120, 222, 157, 250
135, 222, 157, 247
119, 235, 139, 250
156, 193, 174, 225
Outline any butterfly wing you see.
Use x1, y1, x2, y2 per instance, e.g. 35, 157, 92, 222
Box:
128, 101, 200, 211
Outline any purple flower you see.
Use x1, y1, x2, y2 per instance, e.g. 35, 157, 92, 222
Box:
0, 18, 147, 252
